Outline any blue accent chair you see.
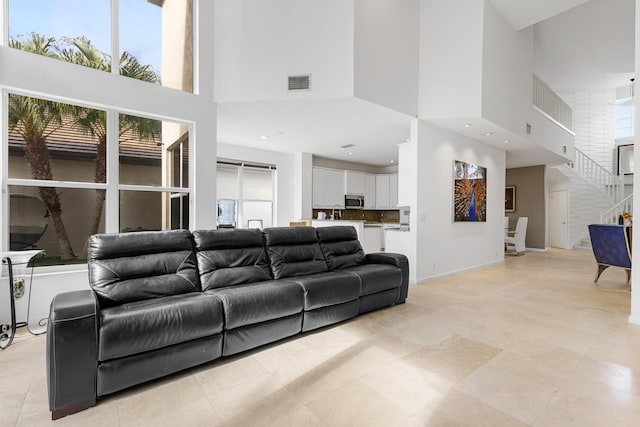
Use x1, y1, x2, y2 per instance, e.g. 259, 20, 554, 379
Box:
588, 224, 632, 286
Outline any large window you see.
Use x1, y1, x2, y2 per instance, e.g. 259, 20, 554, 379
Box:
616, 104, 635, 139
7, 0, 193, 93
5, 92, 192, 263
216, 162, 275, 229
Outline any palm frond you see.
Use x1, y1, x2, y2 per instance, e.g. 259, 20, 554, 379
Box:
120, 51, 159, 83
9, 32, 58, 58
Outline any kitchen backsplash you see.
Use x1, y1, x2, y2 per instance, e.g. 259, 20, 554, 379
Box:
312, 209, 399, 223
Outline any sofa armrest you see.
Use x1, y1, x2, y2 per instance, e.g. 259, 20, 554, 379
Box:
365, 253, 409, 304
47, 290, 98, 420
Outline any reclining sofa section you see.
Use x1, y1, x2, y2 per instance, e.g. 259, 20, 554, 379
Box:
46, 226, 409, 419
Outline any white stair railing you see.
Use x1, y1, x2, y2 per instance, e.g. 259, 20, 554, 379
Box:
569, 148, 622, 204
600, 194, 633, 224
533, 74, 574, 132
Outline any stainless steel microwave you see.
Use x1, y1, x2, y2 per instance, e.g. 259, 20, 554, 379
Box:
345, 194, 364, 209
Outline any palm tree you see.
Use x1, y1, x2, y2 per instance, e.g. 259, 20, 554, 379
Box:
9, 33, 161, 259
60, 37, 161, 257
8, 34, 76, 259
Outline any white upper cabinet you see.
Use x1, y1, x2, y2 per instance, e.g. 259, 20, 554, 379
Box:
313, 167, 398, 210
345, 171, 366, 195
375, 173, 398, 209
390, 173, 398, 208
312, 167, 345, 208
375, 175, 390, 209
364, 174, 376, 208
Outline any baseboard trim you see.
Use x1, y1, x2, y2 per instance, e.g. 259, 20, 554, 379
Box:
416, 259, 504, 284
628, 315, 640, 325
526, 247, 547, 253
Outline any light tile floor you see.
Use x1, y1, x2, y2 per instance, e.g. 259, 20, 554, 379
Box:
2, 249, 640, 426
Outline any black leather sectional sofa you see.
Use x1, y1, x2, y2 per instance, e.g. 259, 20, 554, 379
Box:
46, 226, 409, 419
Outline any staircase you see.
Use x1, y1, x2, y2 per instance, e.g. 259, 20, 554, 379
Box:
567, 148, 622, 204
601, 193, 633, 224
558, 148, 629, 250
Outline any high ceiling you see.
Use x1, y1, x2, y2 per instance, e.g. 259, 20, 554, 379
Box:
488, 0, 593, 31
217, 0, 635, 168
217, 99, 410, 167
533, 0, 635, 92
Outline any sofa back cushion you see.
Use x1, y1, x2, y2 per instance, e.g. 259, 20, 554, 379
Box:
193, 228, 273, 290
88, 230, 200, 307
263, 227, 328, 279
316, 226, 365, 270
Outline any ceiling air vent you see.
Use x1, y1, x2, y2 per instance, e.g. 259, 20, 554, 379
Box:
288, 74, 311, 91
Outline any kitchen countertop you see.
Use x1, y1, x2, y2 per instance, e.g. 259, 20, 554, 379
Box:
310, 219, 400, 226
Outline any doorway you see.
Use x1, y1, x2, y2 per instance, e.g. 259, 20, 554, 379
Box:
549, 190, 569, 249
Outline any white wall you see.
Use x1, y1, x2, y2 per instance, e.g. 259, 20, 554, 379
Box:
217, 143, 303, 226
567, 174, 610, 246
294, 152, 313, 221
397, 141, 416, 207
0, 267, 90, 330
312, 156, 396, 174
214, 0, 355, 102
404, 119, 505, 283
396, 136, 418, 283
419, 0, 535, 141
530, 108, 575, 162
564, 90, 616, 172
481, 1, 534, 139
161, 0, 193, 93
353, 0, 419, 116
418, 0, 484, 119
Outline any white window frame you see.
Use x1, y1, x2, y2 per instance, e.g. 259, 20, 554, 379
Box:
0, 0, 210, 255
1, 88, 194, 253
216, 161, 276, 229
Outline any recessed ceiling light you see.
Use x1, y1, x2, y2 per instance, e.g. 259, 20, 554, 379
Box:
483, 132, 494, 136
389, 160, 395, 163
405, 138, 411, 142
348, 152, 353, 155
504, 140, 510, 144
259, 135, 269, 140
464, 124, 472, 128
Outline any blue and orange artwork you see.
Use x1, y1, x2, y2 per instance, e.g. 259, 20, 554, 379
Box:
454, 160, 487, 222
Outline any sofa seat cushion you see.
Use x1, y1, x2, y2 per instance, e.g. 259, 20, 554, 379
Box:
342, 264, 402, 296
284, 271, 361, 311
207, 280, 304, 330
99, 293, 223, 361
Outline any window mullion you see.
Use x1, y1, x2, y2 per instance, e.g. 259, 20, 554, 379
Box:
105, 110, 119, 233
237, 167, 243, 228
111, 0, 119, 75
1, 90, 7, 251
1, 0, 7, 46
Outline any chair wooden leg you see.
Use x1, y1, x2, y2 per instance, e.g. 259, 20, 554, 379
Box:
625, 269, 631, 287
594, 264, 609, 283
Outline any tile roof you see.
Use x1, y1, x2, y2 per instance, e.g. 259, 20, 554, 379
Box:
8, 121, 162, 164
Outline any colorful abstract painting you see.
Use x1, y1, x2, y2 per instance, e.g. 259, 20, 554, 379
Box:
453, 160, 487, 222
